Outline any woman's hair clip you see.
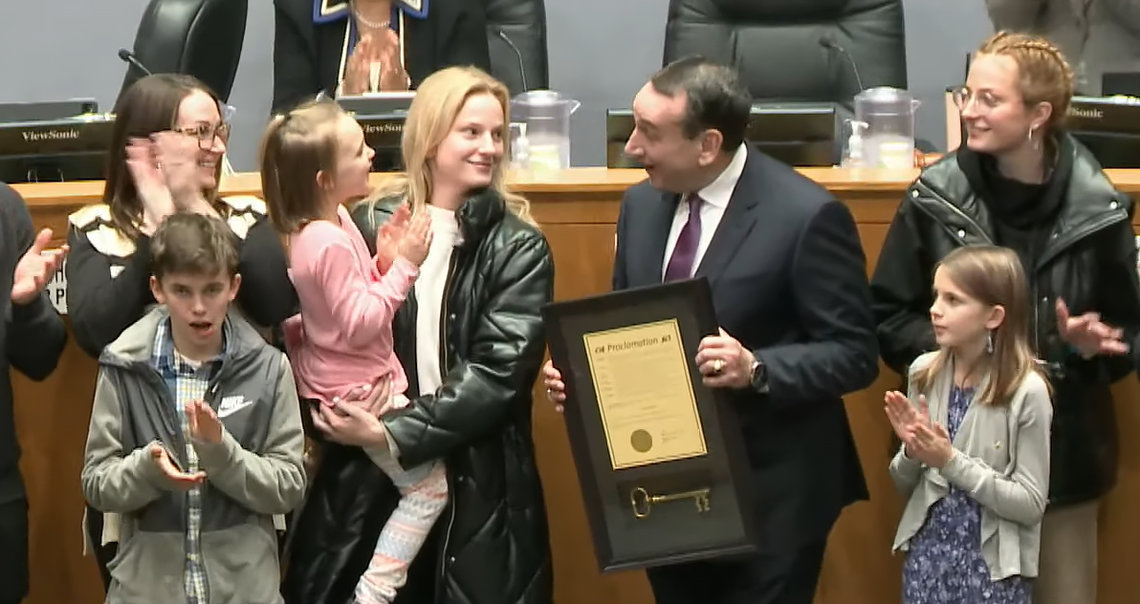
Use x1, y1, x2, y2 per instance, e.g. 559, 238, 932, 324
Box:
215, 101, 238, 124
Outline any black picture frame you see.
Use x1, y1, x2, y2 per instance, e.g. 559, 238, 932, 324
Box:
541, 278, 757, 573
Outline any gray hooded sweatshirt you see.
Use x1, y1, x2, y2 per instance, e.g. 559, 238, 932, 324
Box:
81, 306, 306, 604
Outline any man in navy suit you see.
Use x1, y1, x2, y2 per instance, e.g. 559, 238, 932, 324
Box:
542, 57, 879, 604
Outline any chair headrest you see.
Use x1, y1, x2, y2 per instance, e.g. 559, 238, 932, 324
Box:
117, 0, 249, 103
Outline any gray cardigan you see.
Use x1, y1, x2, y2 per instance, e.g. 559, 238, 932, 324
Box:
987, 0, 1140, 95
890, 351, 1053, 580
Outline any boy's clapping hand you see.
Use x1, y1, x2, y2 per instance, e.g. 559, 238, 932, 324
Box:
186, 400, 223, 445
147, 442, 206, 490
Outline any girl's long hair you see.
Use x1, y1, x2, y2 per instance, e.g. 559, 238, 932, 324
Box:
912, 245, 1045, 405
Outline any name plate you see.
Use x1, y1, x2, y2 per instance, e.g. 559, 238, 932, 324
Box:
0, 116, 114, 157
46, 258, 67, 315
352, 114, 405, 172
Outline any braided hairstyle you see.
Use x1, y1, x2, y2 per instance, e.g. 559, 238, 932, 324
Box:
977, 31, 1076, 133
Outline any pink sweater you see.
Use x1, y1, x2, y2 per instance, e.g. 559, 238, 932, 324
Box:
287, 205, 417, 403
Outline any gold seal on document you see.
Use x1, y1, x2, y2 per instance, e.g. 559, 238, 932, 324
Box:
630, 429, 653, 453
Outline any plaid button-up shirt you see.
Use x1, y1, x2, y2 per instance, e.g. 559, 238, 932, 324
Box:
151, 319, 227, 604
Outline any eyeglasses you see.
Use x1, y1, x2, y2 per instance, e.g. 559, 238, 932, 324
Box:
951, 84, 1010, 114
173, 122, 232, 150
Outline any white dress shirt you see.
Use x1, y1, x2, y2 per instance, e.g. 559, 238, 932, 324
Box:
660, 143, 748, 279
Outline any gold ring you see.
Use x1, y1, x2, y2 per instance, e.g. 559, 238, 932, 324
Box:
712, 359, 725, 373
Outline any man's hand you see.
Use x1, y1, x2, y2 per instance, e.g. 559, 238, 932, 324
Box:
148, 442, 206, 490
695, 328, 755, 389
542, 361, 566, 412
186, 400, 223, 445
12, 228, 67, 305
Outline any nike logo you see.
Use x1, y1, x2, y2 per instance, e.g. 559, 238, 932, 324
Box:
216, 395, 253, 419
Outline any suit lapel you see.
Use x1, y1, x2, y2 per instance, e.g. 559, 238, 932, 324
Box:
404, 0, 457, 81
641, 191, 681, 286
694, 152, 759, 281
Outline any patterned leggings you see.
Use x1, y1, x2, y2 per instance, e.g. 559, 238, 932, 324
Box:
354, 450, 449, 604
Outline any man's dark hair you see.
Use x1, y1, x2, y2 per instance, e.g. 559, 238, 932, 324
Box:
650, 56, 752, 152
151, 213, 240, 281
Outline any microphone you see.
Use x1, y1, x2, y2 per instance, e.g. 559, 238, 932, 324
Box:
118, 48, 153, 77
494, 28, 529, 93
818, 35, 864, 94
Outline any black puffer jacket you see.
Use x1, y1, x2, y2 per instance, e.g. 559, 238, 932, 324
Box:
281, 189, 555, 604
871, 135, 1140, 506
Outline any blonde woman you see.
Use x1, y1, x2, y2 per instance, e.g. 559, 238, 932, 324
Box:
282, 66, 555, 604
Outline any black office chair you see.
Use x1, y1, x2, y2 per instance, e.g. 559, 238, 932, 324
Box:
484, 0, 549, 96
116, 0, 249, 103
664, 0, 907, 105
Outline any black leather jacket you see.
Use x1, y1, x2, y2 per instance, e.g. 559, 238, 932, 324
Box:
281, 189, 555, 604
870, 136, 1140, 506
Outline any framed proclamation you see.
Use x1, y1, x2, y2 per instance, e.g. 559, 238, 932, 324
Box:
541, 278, 757, 573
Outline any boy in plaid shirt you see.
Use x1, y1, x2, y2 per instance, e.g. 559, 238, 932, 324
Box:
81, 213, 306, 604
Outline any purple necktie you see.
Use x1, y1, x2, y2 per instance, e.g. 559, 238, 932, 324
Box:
664, 193, 702, 282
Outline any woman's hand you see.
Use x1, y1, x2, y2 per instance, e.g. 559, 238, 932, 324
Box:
151, 131, 211, 212
377, 29, 410, 92
311, 399, 389, 448
337, 376, 392, 417
1055, 298, 1128, 357
343, 35, 378, 95
126, 137, 176, 235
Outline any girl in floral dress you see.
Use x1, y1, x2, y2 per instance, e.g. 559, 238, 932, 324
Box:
885, 246, 1053, 604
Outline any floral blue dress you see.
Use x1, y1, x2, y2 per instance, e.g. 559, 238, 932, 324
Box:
901, 385, 1032, 604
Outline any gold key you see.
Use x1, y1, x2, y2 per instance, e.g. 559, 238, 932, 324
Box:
630, 486, 711, 519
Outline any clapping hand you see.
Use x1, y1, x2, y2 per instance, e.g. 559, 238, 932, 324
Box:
1055, 298, 1128, 357
397, 210, 432, 267
186, 400, 223, 445
376, 29, 410, 92
905, 422, 954, 468
375, 204, 411, 273
147, 442, 206, 490
884, 390, 929, 441
126, 132, 211, 233
126, 138, 176, 234
343, 35, 380, 95
883, 390, 954, 468
11, 228, 67, 305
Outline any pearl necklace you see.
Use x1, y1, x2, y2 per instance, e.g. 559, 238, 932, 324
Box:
351, 1, 391, 29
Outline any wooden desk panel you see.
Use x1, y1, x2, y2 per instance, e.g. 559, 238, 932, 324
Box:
11, 167, 1140, 604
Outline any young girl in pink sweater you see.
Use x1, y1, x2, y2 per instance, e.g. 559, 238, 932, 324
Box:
260, 99, 448, 604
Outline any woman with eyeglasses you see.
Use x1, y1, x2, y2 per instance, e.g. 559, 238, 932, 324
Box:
870, 31, 1140, 604
65, 72, 300, 594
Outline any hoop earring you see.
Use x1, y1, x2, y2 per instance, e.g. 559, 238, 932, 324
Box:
1028, 125, 1040, 150
985, 330, 995, 354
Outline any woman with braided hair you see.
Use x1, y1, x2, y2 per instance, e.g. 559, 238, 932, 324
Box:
986, 0, 1140, 95
871, 31, 1140, 604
